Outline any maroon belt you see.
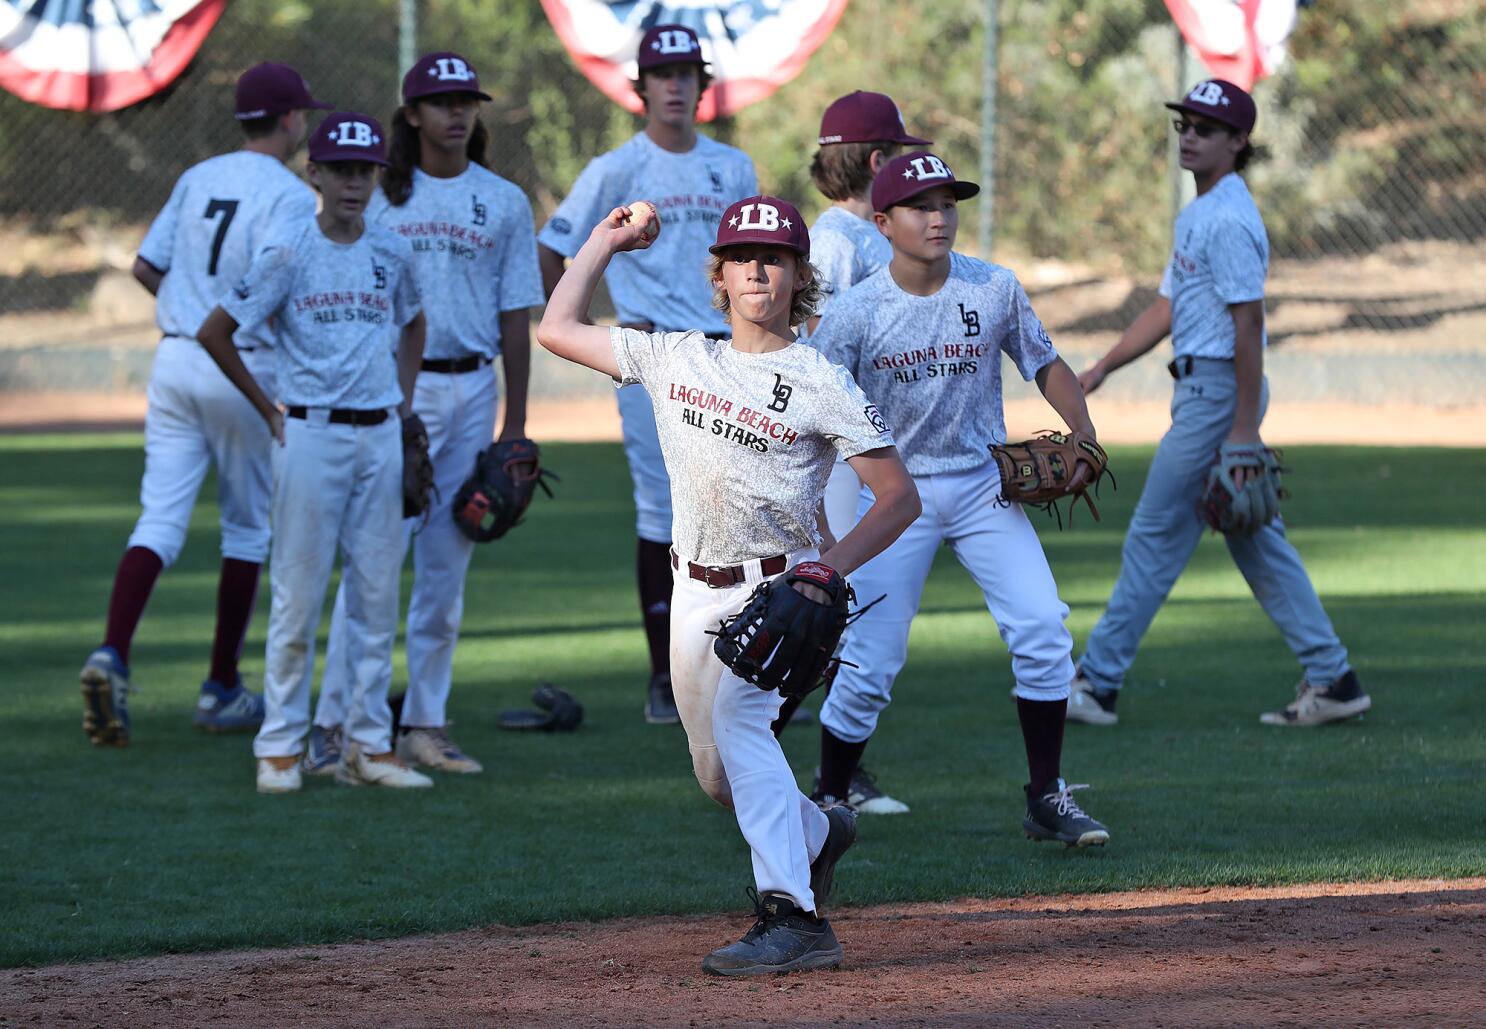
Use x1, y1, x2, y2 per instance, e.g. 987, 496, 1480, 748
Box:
671, 550, 788, 588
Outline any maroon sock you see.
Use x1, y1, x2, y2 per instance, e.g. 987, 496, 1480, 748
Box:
1016, 696, 1067, 797
636, 539, 673, 679
208, 558, 261, 686
818, 726, 867, 800
103, 546, 165, 666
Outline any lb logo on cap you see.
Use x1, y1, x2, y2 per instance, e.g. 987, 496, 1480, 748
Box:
872, 151, 980, 212
902, 154, 953, 182
730, 201, 792, 233
652, 28, 698, 56
327, 120, 380, 147
429, 56, 476, 82
710, 195, 810, 257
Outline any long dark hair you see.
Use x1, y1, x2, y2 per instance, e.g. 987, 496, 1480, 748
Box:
381, 102, 491, 207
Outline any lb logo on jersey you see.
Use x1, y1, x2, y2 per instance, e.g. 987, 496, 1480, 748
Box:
430, 56, 477, 83
371, 259, 387, 290
864, 404, 888, 433
959, 303, 981, 337
902, 154, 953, 182
767, 373, 792, 413
472, 194, 487, 226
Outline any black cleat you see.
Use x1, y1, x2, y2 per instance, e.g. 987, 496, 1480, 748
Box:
644, 673, 680, 725
1024, 778, 1110, 848
701, 889, 843, 976
809, 804, 857, 908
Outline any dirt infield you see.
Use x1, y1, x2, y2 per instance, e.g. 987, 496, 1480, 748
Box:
5, 878, 1482, 1027
5, 392, 1486, 446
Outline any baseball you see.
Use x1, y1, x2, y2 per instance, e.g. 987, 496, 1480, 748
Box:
623, 200, 660, 242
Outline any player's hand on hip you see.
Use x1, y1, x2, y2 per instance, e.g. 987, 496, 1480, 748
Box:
265, 407, 285, 446
1077, 363, 1106, 395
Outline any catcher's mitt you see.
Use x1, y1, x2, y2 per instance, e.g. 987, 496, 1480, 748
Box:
452, 438, 558, 543
401, 414, 436, 521
1198, 442, 1286, 535
988, 429, 1113, 528
497, 683, 584, 732
708, 562, 864, 699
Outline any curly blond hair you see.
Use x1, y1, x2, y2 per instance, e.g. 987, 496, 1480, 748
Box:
706, 253, 823, 328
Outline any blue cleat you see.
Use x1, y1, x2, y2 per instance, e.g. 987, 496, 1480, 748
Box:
302, 724, 344, 776
194, 676, 265, 734
80, 646, 132, 748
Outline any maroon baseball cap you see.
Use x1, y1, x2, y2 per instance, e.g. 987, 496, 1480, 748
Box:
637, 24, 707, 70
308, 112, 389, 166
1165, 78, 1256, 134
872, 151, 980, 212
234, 62, 331, 120
818, 91, 931, 146
710, 196, 810, 258
402, 51, 493, 103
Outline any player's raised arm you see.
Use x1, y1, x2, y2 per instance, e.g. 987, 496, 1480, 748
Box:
535, 205, 657, 379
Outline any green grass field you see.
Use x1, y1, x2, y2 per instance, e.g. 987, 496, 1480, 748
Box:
2, 435, 1482, 968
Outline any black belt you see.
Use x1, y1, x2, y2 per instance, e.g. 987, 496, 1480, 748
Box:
285, 406, 389, 426
421, 356, 489, 374
1168, 356, 1234, 380
671, 549, 788, 589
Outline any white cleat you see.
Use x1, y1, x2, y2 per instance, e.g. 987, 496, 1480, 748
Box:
1065, 674, 1119, 726
256, 756, 303, 794
336, 743, 434, 788
1260, 671, 1371, 726
396, 726, 483, 774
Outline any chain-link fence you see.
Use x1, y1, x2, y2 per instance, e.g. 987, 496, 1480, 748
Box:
2, 0, 1483, 405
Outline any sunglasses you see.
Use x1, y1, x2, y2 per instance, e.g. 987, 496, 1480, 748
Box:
1172, 118, 1229, 138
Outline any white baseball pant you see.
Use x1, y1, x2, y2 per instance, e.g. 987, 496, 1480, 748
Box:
617, 382, 673, 544
254, 411, 403, 758
821, 460, 1075, 745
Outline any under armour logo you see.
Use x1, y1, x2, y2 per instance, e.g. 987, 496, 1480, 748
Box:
903, 155, 952, 181
767, 373, 792, 413
730, 203, 790, 232
959, 303, 980, 337
651, 29, 697, 55
328, 121, 380, 147
430, 57, 476, 82
472, 195, 487, 226
372, 259, 387, 290
1188, 81, 1229, 107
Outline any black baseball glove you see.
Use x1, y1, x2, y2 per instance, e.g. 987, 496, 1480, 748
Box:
497, 683, 584, 732
401, 413, 436, 520
451, 438, 558, 543
708, 561, 857, 699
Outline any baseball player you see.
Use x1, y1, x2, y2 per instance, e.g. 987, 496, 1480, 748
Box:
78, 63, 329, 748
776, 91, 931, 813
1071, 80, 1369, 728
196, 112, 431, 793
536, 195, 920, 974
536, 24, 758, 726
810, 151, 1112, 848
306, 51, 545, 777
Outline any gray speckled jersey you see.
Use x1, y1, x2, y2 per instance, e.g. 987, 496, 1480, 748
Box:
222, 215, 421, 410
611, 327, 894, 565
806, 206, 892, 324
811, 252, 1057, 475
1159, 172, 1269, 358
367, 166, 543, 361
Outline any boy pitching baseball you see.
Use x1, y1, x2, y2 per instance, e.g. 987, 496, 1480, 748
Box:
537, 24, 758, 726
811, 151, 1112, 848
1071, 80, 1368, 728
78, 63, 328, 747
537, 195, 919, 974
197, 112, 431, 793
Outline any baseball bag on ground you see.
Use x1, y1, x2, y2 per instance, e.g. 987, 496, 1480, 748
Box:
452, 438, 558, 542
988, 429, 1114, 527
708, 562, 871, 699
402, 414, 436, 521
497, 683, 584, 732
1198, 442, 1286, 535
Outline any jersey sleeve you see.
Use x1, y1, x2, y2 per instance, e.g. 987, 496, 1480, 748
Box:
819, 361, 895, 459
138, 175, 187, 272
537, 156, 616, 259
392, 239, 424, 327
809, 226, 856, 302
219, 240, 296, 333
1000, 277, 1060, 381
610, 326, 688, 387
1208, 216, 1267, 304
807, 294, 865, 377
1158, 258, 1174, 299
497, 195, 546, 312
